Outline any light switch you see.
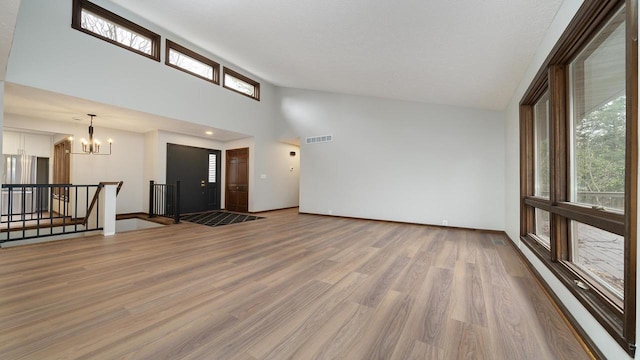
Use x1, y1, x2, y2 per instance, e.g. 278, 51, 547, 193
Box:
260, 174, 267, 179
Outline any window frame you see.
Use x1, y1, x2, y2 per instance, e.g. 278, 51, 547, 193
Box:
71, 0, 161, 61
223, 67, 261, 101
165, 40, 220, 84
519, 0, 637, 354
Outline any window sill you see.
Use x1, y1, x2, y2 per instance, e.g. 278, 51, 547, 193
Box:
519, 234, 634, 356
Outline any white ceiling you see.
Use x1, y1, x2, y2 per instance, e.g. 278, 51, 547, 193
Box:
3, 0, 564, 140
0, 0, 21, 80
4, 83, 249, 141
111, 0, 564, 111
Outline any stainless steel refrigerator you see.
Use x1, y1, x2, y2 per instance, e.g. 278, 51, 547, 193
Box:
4, 155, 37, 184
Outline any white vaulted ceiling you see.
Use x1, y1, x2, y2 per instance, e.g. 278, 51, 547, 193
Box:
110, 0, 564, 111
0, 0, 21, 80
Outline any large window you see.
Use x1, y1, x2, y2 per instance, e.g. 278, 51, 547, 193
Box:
72, 0, 160, 61
569, 12, 626, 212
223, 68, 260, 101
166, 40, 220, 84
520, 0, 636, 354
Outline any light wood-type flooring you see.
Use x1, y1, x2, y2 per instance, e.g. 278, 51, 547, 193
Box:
0, 208, 590, 359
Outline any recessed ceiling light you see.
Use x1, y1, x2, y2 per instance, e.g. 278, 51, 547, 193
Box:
205, 131, 213, 135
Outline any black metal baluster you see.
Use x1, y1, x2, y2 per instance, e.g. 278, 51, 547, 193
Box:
96, 186, 100, 230
174, 181, 181, 224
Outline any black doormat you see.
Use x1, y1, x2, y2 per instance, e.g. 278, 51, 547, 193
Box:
180, 211, 263, 227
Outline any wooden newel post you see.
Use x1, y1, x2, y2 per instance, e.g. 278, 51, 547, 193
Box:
102, 184, 117, 236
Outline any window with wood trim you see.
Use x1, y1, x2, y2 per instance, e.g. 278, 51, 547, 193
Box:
520, 0, 637, 354
223, 68, 260, 101
71, 0, 160, 61
166, 40, 220, 84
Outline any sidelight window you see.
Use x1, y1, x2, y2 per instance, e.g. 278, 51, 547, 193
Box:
208, 154, 217, 183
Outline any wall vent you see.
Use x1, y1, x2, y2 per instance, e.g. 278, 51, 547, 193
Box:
306, 135, 333, 144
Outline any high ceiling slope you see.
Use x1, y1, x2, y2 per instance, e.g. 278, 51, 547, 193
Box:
111, 0, 563, 111
0, 0, 21, 80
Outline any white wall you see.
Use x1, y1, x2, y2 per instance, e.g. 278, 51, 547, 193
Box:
143, 131, 299, 212
4, 114, 144, 214
6, 0, 299, 213
5, 0, 633, 356
0, 82, 4, 160
6, 0, 272, 136
222, 137, 300, 212
259, 140, 300, 211
142, 130, 157, 212
0, 116, 300, 215
279, 88, 505, 230
503, 0, 636, 358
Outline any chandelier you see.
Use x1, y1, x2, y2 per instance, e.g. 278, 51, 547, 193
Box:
70, 114, 112, 155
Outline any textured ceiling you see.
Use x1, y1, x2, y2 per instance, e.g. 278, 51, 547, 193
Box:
110, 0, 563, 111
0, 0, 20, 81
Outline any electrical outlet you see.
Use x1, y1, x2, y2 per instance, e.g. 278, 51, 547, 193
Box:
328, 210, 333, 215
442, 220, 448, 226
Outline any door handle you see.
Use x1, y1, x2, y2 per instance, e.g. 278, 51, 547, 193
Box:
200, 180, 206, 188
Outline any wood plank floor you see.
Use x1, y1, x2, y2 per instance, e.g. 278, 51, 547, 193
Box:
0, 209, 590, 359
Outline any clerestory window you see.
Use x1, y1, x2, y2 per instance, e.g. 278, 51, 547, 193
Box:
72, 0, 160, 61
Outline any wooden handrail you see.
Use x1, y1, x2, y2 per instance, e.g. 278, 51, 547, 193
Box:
83, 181, 123, 226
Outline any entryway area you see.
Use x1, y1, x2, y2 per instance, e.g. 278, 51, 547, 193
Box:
166, 143, 222, 214
180, 210, 262, 228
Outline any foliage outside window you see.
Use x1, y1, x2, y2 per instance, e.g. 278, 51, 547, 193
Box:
223, 68, 260, 101
534, 91, 550, 199
166, 40, 220, 84
568, 6, 626, 295
519, 0, 636, 355
72, 0, 160, 61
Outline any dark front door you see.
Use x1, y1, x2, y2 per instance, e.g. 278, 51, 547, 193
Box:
167, 143, 221, 214
225, 147, 249, 212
